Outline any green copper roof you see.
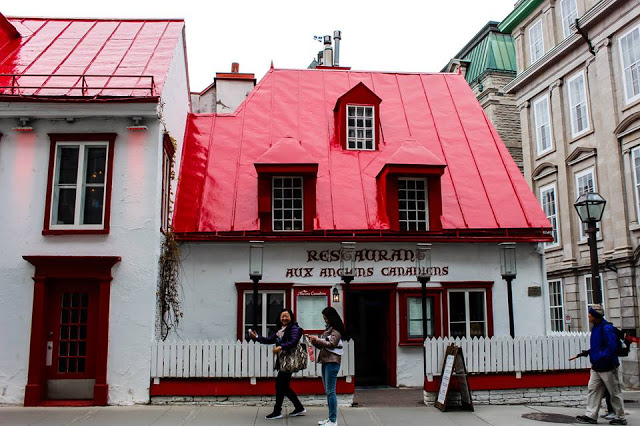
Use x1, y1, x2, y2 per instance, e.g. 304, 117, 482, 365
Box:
455, 23, 517, 84
498, 0, 544, 33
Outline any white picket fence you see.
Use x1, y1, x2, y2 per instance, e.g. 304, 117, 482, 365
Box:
151, 339, 355, 379
424, 333, 591, 376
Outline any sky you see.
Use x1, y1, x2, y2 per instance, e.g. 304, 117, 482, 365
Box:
3, 0, 518, 92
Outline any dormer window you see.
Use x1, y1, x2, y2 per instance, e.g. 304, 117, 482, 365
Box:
347, 105, 375, 150
334, 82, 382, 151
272, 176, 304, 231
398, 178, 428, 231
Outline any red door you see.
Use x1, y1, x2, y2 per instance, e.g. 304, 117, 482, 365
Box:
45, 280, 99, 400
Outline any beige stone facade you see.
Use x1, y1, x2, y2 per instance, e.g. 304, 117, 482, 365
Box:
502, 0, 640, 388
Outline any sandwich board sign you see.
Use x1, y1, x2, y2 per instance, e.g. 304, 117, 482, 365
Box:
435, 344, 473, 412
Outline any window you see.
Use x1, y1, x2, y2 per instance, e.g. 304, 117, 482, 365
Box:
585, 275, 605, 313
533, 96, 552, 155
567, 73, 590, 136
548, 279, 564, 332
632, 147, 640, 221
448, 290, 487, 338
398, 178, 429, 231
407, 296, 434, 339
540, 183, 560, 247
347, 105, 375, 150
243, 291, 286, 338
161, 136, 174, 232
295, 288, 330, 332
560, 0, 578, 39
619, 25, 640, 103
44, 134, 116, 234
575, 168, 598, 239
272, 176, 304, 231
398, 290, 441, 344
529, 20, 545, 63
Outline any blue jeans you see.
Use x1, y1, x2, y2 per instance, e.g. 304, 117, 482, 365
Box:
322, 362, 340, 422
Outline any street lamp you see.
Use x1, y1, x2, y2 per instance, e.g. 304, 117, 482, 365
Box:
416, 243, 432, 378
574, 192, 606, 305
499, 243, 517, 338
339, 242, 356, 323
249, 241, 264, 335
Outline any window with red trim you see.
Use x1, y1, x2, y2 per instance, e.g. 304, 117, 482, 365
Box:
43, 134, 116, 235
398, 289, 442, 345
378, 165, 444, 232
256, 164, 317, 233
235, 283, 293, 340
447, 289, 489, 338
334, 82, 381, 151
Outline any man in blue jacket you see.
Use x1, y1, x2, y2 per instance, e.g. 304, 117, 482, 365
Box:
576, 304, 627, 425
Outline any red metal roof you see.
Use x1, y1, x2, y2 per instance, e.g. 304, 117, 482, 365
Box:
173, 68, 551, 241
0, 17, 184, 98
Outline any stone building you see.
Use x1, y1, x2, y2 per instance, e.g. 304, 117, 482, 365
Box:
444, 22, 523, 172
500, 0, 640, 388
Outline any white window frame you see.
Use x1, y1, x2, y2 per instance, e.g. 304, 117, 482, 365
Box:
548, 279, 565, 332
447, 289, 488, 338
631, 146, 640, 222
584, 275, 605, 328
346, 104, 375, 151
529, 19, 545, 63
560, 0, 578, 39
619, 24, 640, 104
540, 183, 560, 248
50, 141, 109, 230
398, 177, 429, 231
533, 95, 553, 155
567, 72, 590, 137
575, 167, 598, 240
242, 290, 287, 337
272, 176, 304, 232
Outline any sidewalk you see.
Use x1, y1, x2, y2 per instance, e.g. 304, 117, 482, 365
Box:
0, 404, 638, 426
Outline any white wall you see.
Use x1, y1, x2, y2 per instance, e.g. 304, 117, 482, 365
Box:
215, 79, 254, 113
173, 241, 547, 387
0, 116, 163, 405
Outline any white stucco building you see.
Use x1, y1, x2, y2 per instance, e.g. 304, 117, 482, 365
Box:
0, 14, 190, 405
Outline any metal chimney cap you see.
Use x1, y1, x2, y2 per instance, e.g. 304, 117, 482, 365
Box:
333, 30, 341, 39
323, 35, 332, 45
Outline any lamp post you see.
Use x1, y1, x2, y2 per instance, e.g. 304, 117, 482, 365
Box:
574, 192, 606, 305
499, 243, 517, 338
249, 241, 264, 334
416, 243, 432, 378
339, 242, 356, 324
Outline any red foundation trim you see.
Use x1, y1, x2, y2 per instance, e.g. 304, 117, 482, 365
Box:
424, 370, 590, 392
150, 377, 355, 397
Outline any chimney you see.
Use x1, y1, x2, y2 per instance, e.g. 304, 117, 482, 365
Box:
231, 62, 239, 73
323, 35, 333, 67
333, 30, 341, 66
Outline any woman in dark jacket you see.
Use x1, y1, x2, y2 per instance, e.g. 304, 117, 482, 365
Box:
249, 308, 306, 420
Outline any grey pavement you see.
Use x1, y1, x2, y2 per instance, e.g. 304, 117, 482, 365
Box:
0, 404, 639, 426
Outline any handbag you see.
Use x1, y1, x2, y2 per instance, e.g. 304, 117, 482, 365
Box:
278, 336, 308, 373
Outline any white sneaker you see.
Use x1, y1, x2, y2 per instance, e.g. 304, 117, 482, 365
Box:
603, 412, 616, 420
325, 422, 337, 426
318, 419, 329, 425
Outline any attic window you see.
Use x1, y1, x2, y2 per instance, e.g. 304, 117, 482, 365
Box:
347, 105, 375, 150
398, 178, 429, 231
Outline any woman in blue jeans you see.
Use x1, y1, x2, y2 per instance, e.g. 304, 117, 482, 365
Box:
309, 307, 344, 426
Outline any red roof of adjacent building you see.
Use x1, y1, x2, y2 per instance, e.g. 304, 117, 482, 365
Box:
0, 16, 184, 99
173, 68, 551, 241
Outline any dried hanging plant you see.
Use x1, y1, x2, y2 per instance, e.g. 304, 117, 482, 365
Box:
158, 228, 183, 340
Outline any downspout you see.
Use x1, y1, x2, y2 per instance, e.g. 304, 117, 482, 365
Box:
537, 243, 551, 335
575, 19, 595, 56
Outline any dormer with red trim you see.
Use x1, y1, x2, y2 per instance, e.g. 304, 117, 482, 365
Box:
254, 137, 318, 233
376, 141, 447, 232
333, 82, 382, 151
